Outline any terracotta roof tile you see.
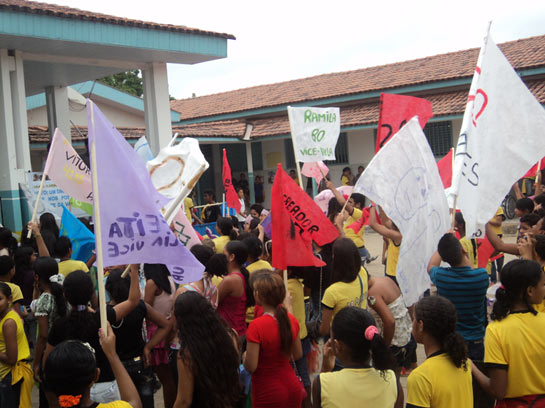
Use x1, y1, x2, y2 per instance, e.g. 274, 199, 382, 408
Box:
171, 35, 545, 120
28, 125, 145, 143
0, 0, 235, 39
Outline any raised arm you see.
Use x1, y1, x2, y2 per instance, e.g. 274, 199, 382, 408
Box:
369, 206, 402, 244
325, 179, 354, 215
485, 223, 519, 256
113, 264, 140, 320
427, 251, 442, 273
29, 221, 50, 257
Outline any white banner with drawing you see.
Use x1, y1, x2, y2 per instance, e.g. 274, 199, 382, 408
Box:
353, 117, 450, 306
288, 106, 341, 162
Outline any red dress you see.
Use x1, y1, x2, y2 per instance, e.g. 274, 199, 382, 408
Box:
246, 313, 303, 408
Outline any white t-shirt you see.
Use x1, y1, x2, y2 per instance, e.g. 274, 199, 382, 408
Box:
236, 198, 246, 222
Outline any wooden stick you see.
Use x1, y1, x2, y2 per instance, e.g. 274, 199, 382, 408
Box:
27, 171, 47, 238
283, 269, 288, 291
120, 264, 131, 279
192, 202, 224, 210
535, 159, 542, 186
341, 193, 352, 214
222, 193, 226, 217
89, 101, 108, 334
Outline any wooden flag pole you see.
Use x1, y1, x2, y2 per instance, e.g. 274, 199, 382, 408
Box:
535, 160, 542, 187
89, 101, 108, 334
222, 193, 226, 217
27, 171, 48, 238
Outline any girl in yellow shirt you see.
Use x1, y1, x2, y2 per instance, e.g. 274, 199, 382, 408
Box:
213, 217, 238, 254
313, 306, 399, 408
471, 260, 545, 406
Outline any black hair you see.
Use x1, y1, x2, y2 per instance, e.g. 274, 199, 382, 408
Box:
144, 264, 172, 294
0, 228, 16, 255
492, 259, 543, 320
206, 254, 228, 277
327, 197, 342, 223
19, 226, 38, 253
225, 240, 254, 308
216, 217, 238, 241
190, 244, 215, 267
249, 217, 261, 232
535, 235, 545, 262
250, 204, 264, 216
414, 296, 468, 369
332, 306, 395, 372
342, 166, 351, 174
34, 257, 67, 318
251, 270, 293, 355
54, 236, 72, 258
520, 213, 540, 227
437, 233, 464, 266
533, 194, 545, 208
175, 291, 241, 408
39, 212, 60, 238
13, 246, 34, 289
230, 215, 240, 227
351, 193, 365, 208
332, 238, 361, 283
105, 269, 130, 304
516, 197, 535, 213
203, 189, 216, 200
242, 236, 263, 261
454, 212, 465, 230
44, 340, 97, 401
63, 270, 97, 341
0, 281, 11, 298
0, 255, 14, 277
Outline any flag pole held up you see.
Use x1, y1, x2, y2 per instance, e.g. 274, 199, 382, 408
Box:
27, 171, 47, 238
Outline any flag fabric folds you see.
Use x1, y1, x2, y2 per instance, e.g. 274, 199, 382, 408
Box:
44, 129, 93, 203
171, 208, 201, 249
354, 117, 450, 306
523, 156, 545, 179
437, 148, 454, 189
133, 136, 154, 162
375, 93, 433, 152
271, 164, 339, 270
223, 149, 242, 213
451, 36, 545, 237
87, 100, 204, 284
59, 204, 95, 263
302, 161, 329, 184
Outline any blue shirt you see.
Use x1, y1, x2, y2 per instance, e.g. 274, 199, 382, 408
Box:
430, 266, 489, 341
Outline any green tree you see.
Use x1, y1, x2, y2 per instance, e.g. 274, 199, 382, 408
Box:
99, 70, 143, 97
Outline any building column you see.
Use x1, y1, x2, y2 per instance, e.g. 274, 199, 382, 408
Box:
245, 142, 255, 203
45, 85, 70, 141
0, 49, 30, 231
142, 63, 172, 155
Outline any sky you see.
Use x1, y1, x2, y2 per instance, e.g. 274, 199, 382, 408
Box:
42, 0, 545, 100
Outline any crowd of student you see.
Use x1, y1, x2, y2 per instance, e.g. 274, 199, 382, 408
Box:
0, 177, 544, 408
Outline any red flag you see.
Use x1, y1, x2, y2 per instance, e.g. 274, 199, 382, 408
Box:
523, 156, 545, 179
271, 164, 339, 269
376, 93, 433, 152
437, 148, 453, 189
222, 149, 241, 213
346, 207, 371, 234
476, 237, 495, 269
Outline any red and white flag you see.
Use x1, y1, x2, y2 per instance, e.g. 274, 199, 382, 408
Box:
437, 148, 454, 189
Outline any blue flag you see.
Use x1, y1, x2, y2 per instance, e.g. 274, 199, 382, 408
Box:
59, 204, 95, 262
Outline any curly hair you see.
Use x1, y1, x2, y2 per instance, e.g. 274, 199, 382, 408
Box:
491, 259, 542, 321
414, 296, 468, 369
175, 291, 241, 407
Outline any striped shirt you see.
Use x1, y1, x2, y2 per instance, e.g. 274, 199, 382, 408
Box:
430, 266, 489, 341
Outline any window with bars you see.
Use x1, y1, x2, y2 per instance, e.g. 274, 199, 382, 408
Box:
324, 132, 349, 165
251, 142, 263, 171
423, 121, 452, 157
284, 139, 296, 169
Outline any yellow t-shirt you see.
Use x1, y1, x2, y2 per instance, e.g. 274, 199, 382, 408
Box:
407, 352, 472, 408
386, 238, 400, 277
322, 266, 368, 320
484, 312, 545, 398
212, 235, 231, 254
344, 208, 365, 248
535, 300, 545, 313
184, 197, 194, 222
320, 368, 397, 408
287, 279, 307, 339
341, 175, 351, 186
58, 260, 89, 277
459, 237, 478, 269
97, 402, 133, 408
0, 310, 30, 380
489, 207, 504, 236
245, 260, 273, 323
5, 282, 23, 304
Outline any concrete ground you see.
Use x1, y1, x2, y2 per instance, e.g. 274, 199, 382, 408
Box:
32, 220, 519, 407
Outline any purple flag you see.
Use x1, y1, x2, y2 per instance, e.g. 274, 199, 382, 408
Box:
87, 100, 204, 284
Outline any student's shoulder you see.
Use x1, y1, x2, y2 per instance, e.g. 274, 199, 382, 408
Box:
97, 401, 133, 408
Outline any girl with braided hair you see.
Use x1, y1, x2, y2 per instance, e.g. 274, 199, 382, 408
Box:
313, 306, 399, 408
472, 259, 545, 406
406, 296, 473, 408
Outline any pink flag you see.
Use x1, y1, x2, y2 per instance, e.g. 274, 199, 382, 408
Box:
171, 208, 201, 249
302, 161, 329, 184
44, 129, 93, 203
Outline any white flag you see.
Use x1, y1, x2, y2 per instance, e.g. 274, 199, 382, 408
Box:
354, 117, 450, 306
451, 35, 545, 237
44, 129, 93, 203
134, 136, 154, 162
288, 106, 340, 162
146, 137, 209, 200
171, 208, 201, 249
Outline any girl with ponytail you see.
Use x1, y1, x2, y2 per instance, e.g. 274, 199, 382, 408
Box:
313, 306, 399, 407
213, 217, 238, 254
472, 259, 545, 406
217, 240, 254, 336
244, 270, 304, 408
407, 296, 472, 408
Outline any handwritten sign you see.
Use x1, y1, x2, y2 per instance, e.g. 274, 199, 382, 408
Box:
288, 106, 340, 162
